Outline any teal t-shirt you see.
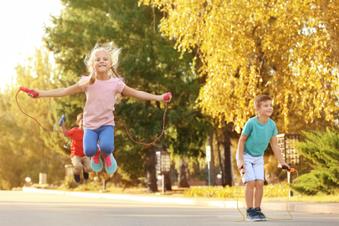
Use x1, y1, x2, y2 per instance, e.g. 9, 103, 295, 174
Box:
242, 117, 278, 157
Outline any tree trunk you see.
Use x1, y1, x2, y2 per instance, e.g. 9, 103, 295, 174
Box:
164, 171, 172, 191
222, 126, 233, 186
216, 125, 233, 187
178, 159, 190, 188
208, 133, 216, 185
217, 142, 226, 186
145, 148, 158, 192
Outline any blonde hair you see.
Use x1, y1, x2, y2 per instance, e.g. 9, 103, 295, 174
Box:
84, 42, 121, 84
76, 112, 83, 126
254, 95, 272, 110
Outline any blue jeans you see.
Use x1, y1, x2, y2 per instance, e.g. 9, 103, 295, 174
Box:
83, 125, 115, 157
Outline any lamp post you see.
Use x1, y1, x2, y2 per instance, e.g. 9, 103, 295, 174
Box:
277, 133, 300, 198
277, 133, 300, 166
156, 150, 171, 194
205, 145, 211, 186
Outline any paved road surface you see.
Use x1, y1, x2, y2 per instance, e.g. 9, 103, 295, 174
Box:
0, 191, 338, 226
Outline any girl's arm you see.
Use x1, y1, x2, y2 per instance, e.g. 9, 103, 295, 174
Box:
36, 83, 83, 98
122, 85, 168, 102
270, 136, 289, 167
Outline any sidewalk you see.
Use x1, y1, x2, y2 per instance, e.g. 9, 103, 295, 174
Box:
22, 187, 338, 214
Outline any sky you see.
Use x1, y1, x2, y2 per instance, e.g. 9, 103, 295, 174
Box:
0, 0, 63, 91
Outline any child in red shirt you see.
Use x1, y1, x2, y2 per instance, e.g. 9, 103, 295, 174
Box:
60, 113, 91, 183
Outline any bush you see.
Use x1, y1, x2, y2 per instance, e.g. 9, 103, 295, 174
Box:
292, 129, 339, 195
292, 169, 336, 195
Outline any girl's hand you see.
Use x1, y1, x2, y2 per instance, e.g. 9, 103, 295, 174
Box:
162, 92, 172, 103
19, 86, 39, 98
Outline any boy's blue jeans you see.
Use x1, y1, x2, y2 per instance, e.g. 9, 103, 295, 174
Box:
83, 125, 114, 157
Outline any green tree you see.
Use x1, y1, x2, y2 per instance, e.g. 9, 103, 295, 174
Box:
44, 0, 211, 189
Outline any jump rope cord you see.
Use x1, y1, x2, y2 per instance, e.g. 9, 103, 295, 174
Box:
236, 196, 246, 221
118, 103, 169, 147
15, 89, 49, 131
236, 169, 298, 221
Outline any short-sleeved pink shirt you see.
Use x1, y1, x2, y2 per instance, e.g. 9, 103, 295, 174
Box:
78, 76, 125, 129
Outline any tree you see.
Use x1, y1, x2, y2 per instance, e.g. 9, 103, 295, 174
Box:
0, 49, 68, 188
44, 0, 211, 189
140, 0, 339, 186
140, 0, 338, 132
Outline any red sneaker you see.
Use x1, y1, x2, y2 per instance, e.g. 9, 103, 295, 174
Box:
103, 153, 117, 175
90, 150, 103, 172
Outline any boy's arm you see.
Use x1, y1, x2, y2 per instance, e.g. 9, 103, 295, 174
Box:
236, 135, 247, 170
58, 114, 68, 136
122, 86, 171, 102
36, 83, 83, 98
270, 136, 289, 167
61, 124, 68, 136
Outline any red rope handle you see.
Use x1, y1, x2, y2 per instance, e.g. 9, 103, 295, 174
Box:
281, 164, 297, 173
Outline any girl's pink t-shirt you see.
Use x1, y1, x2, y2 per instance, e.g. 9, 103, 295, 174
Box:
78, 76, 125, 129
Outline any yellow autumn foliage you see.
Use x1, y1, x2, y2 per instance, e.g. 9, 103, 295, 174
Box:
140, 0, 338, 132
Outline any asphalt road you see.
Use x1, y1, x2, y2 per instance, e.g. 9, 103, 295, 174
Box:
0, 191, 338, 226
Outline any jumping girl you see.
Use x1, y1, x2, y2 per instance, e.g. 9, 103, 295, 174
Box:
23, 43, 172, 175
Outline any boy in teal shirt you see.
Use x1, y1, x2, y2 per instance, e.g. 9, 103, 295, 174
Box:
236, 95, 289, 221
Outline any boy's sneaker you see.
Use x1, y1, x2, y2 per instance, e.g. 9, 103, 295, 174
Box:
246, 208, 261, 222
103, 153, 117, 175
83, 172, 89, 180
73, 174, 81, 183
91, 150, 103, 173
83, 172, 89, 183
254, 207, 267, 221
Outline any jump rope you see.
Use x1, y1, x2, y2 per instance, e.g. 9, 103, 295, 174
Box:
16, 86, 172, 146
236, 165, 298, 221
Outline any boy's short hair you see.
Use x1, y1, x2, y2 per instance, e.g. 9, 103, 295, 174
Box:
254, 95, 272, 109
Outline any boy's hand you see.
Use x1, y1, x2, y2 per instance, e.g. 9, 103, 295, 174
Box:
278, 162, 296, 172
58, 114, 65, 127
239, 166, 245, 175
279, 162, 289, 169
237, 160, 244, 175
